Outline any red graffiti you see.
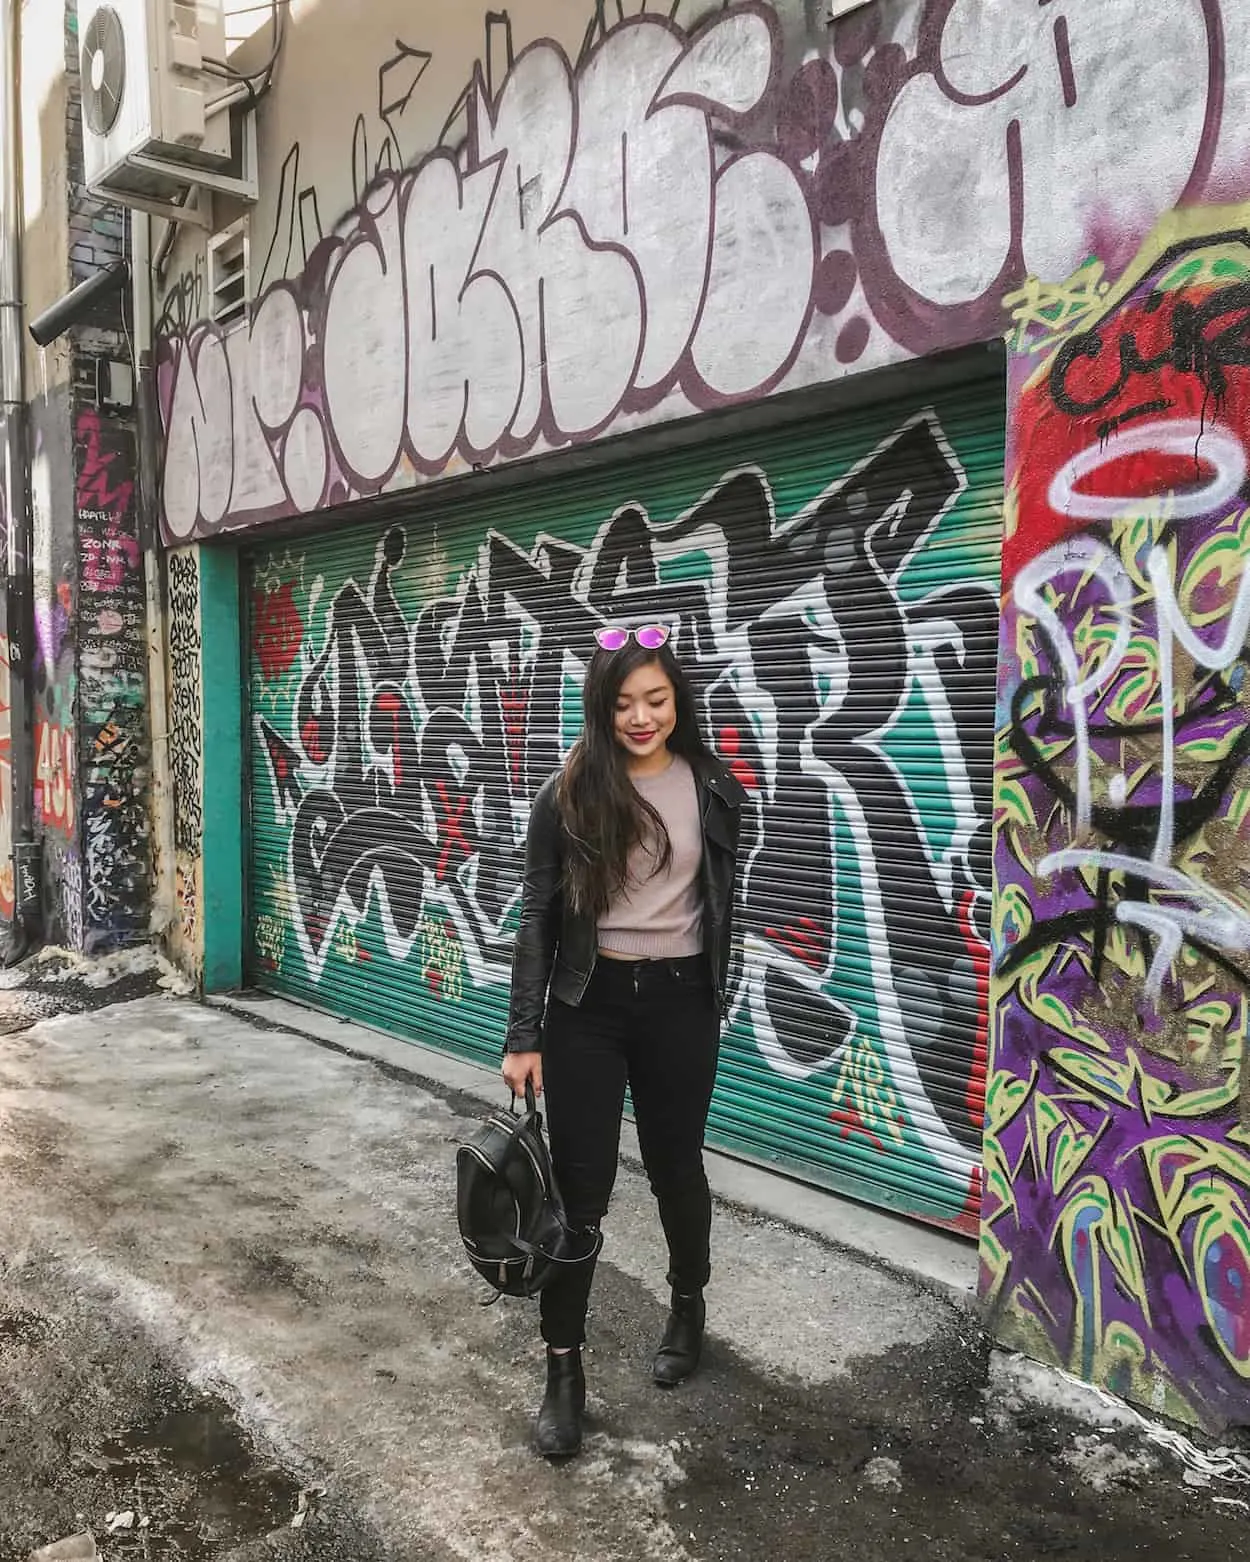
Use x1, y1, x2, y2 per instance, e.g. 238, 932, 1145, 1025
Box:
829, 1100, 885, 1154
499, 686, 528, 787
300, 717, 327, 765
35, 720, 75, 835
374, 691, 406, 787
955, 1164, 982, 1238
1007, 281, 1250, 581
76, 408, 140, 591
75, 407, 135, 515
957, 890, 989, 1132
252, 581, 304, 681
433, 780, 472, 881
716, 725, 759, 790
765, 916, 826, 970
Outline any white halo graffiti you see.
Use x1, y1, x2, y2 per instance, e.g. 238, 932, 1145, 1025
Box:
1047, 420, 1247, 522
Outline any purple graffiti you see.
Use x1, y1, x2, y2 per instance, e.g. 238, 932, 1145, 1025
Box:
985, 226, 1250, 1434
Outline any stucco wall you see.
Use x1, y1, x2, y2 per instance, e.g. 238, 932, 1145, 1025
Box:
20, 0, 71, 396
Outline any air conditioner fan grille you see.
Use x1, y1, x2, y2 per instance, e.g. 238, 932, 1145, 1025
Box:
82, 6, 127, 138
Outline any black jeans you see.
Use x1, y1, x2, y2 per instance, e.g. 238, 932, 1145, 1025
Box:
539, 954, 720, 1349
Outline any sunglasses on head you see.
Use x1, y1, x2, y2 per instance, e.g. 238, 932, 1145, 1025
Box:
594, 623, 671, 652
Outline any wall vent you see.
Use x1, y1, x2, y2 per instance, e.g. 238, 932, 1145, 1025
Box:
208, 220, 249, 326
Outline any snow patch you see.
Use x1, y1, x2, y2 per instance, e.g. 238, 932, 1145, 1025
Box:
1063, 1434, 1157, 1493
34, 944, 195, 996
577, 1436, 692, 1562
988, 1352, 1139, 1431
58, 1251, 305, 1470
861, 1455, 904, 1493
991, 1351, 1250, 1490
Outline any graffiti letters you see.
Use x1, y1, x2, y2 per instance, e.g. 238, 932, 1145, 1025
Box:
167, 550, 204, 855
35, 721, 75, 835
252, 410, 998, 1215
158, 1, 1245, 541
77, 407, 141, 590
60, 848, 83, 952
254, 911, 286, 972
175, 857, 198, 946
161, 6, 815, 539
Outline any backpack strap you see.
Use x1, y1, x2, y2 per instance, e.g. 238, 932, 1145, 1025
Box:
466, 1228, 605, 1267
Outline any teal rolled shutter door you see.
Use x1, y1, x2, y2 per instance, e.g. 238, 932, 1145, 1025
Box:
246, 377, 1004, 1229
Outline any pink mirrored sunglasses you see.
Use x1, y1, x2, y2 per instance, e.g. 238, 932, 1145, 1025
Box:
594, 623, 671, 652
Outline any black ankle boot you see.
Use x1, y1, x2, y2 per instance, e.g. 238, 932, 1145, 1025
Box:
535, 1347, 585, 1458
652, 1289, 705, 1386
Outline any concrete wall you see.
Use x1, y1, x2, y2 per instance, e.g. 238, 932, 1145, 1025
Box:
17, 0, 74, 936
20, 0, 71, 399
28, 382, 77, 942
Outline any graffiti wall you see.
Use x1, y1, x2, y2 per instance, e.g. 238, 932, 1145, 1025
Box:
167, 547, 203, 971
75, 403, 150, 951
0, 633, 12, 925
248, 393, 1001, 1222
157, 0, 1250, 542
983, 209, 1250, 1432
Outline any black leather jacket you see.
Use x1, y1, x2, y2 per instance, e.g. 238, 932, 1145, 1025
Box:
504, 757, 747, 1054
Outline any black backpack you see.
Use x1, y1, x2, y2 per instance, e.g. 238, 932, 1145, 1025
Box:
455, 1082, 601, 1299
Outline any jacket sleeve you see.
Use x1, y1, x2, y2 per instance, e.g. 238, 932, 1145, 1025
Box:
503, 775, 563, 1054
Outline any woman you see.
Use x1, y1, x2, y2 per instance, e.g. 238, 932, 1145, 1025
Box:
502, 622, 746, 1459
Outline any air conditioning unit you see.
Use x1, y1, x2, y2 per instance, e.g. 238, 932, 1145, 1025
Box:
79, 0, 252, 220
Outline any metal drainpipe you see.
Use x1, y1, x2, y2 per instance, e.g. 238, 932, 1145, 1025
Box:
0, 0, 41, 961
131, 211, 177, 946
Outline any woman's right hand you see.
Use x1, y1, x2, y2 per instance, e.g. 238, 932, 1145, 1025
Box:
502, 1050, 544, 1099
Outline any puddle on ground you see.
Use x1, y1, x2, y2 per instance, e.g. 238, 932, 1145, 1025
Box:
74, 1389, 302, 1556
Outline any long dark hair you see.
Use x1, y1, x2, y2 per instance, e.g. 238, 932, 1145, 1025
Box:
557, 639, 711, 918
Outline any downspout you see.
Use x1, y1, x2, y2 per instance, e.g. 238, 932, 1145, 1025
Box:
131, 212, 176, 945
0, 0, 41, 961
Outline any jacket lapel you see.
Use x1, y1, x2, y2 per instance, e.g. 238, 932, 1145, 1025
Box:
695, 756, 748, 811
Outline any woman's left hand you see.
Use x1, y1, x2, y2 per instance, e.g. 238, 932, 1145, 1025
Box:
502, 1050, 543, 1099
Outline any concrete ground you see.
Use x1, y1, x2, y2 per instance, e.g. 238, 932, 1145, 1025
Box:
0, 981, 1244, 1561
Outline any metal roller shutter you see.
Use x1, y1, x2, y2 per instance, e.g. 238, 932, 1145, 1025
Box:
246, 377, 1003, 1231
